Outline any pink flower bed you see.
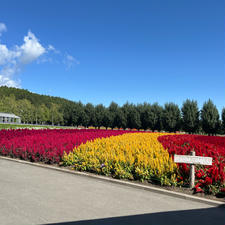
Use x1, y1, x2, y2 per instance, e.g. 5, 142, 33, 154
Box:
0, 129, 128, 164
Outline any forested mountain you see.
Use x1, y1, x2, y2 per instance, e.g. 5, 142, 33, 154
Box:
0, 86, 72, 125
0, 86, 224, 135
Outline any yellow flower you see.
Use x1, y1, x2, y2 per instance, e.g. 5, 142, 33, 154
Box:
63, 133, 177, 185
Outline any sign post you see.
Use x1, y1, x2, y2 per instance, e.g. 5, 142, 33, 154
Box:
174, 151, 212, 189
189, 151, 195, 188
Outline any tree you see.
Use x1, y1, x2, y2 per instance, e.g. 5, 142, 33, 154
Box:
138, 103, 152, 130
114, 108, 127, 129
49, 103, 63, 125
85, 103, 96, 127
95, 104, 105, 128
126, 104, 141, 129
108, 102, 119, 128
121, 102, 130, 129
34, 104, 50, 124
102, 108, 112, 129
0, 94, 18, 114
138, 103, 164, 131
222, 108, 225, 134
69, 102, 84, 126
201, 100, 220, 135
17, 99, 35, 123
163, 103, 181, 132
181, 99, 199, 134
150, 103, 164, 131
63, 102, 75, 126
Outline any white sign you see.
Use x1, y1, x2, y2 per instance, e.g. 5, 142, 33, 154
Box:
174, 154, 212, 166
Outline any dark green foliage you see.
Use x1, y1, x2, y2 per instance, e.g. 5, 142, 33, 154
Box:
102, 108, 112, 129
222, 108, 225, 134
138, 103, 151, 130
85, 103, 96, 127
108, 102, 119, 128
126, 103, 141, 129
163, 103, 181, 132
95, 104, 105, 128
77, 102, 89, 127
151, 103, 164, 131
114, 108, 127, 129
201, 100, 220, 135
181, 99, 199, 134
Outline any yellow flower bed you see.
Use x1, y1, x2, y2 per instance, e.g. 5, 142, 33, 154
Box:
63, 133, 178, 185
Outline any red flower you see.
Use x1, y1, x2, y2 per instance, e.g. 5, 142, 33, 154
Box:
195, 187, 204, 193
204, 176, 212, 185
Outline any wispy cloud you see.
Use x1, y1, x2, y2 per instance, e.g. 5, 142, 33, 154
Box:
0, 22, 78, 87
63, 53, 80, 70
47, 44, 60, 54
0, 23, 7, 36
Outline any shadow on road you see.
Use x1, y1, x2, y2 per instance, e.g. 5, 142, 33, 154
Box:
44, 204, 225, 225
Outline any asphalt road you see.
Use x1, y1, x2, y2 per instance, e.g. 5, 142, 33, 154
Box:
0, 158, 224, 225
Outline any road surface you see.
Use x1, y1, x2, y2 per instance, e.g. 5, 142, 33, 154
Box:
0, 158, 224, 225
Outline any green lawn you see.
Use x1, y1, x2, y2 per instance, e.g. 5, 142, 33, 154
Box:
0, 123, 74, 130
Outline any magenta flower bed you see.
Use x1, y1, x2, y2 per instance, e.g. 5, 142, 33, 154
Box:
0, 129, 128, 164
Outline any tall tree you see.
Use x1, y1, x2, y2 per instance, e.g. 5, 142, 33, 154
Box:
85, 103, 96, 127
102, 108, 112, 129
95, 104, 105, 128
63, 102, 75, 126
151, 103, 164, 131
17, 99, 35, 123
222, 108, 225, 134
163, 103, 181, 132
121, 102, 130, 129
114, 108, 127, 129
49, 103, 63, 125
126, 104, 141, 129
70, 102, 84, 126
201, 99, 220, 135
38, 104, 50, 124
108, 101, 119, 128
138, 103, 152, 130
181, 99, 199, 134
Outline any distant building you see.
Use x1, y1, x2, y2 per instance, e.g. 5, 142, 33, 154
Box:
0, 112, 21, 123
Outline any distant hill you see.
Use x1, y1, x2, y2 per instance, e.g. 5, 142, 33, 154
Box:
0, 86, 78, 125
0, 86, 74, 108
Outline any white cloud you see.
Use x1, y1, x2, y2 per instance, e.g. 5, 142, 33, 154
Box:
0, 23, 79, 88
19, 31, 46, 64
0, 23, 7, 36
0, 29, 46, 87
0, 74, 20, 87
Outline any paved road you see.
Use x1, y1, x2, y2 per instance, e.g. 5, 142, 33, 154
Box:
0, 158, 224, 225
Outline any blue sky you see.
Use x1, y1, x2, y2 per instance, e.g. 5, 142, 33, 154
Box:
0, 0, 224, 112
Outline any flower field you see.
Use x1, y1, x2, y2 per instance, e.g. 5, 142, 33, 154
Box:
63, 133, 177, 185
158, 135, 225, 195
0, 128, 224, 195
0, 129, 128, 163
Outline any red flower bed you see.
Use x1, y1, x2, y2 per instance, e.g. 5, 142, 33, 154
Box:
0, 129, 129, 164
158, 135, 225, 194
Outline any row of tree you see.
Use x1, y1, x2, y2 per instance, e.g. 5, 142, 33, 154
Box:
63, 100, 224, 135
0, 86, 224, 135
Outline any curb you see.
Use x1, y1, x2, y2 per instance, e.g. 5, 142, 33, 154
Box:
0, 156, 224, 207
